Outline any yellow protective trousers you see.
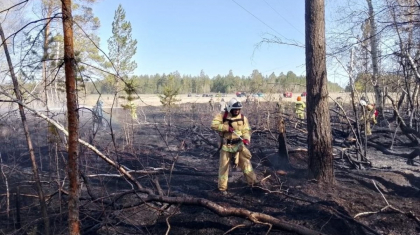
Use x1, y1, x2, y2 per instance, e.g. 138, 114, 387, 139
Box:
366, 122, 372, 136
296, 112, 305, 120
218, 146, 256, 191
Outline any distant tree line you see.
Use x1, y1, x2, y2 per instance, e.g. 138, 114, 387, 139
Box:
82, 69, 343, 95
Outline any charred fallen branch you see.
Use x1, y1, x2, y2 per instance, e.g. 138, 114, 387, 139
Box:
385, 94, 420, 144
341, 149, 371, 169
144, 194, 325, 235
85, 169, 218, 178
93, 189, 326, 235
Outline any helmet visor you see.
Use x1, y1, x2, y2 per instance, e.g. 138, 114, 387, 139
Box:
231, 102, 242, 109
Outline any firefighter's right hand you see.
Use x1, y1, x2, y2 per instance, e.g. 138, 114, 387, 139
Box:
228, 126, 234, 133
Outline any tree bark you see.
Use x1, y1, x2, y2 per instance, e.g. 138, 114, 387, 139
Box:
305, 0, 334, 184
366, 0, 386, 126
0, 23, 50, 235
61, 1, 80, 234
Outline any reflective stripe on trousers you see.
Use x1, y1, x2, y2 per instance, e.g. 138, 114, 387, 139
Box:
218, 147, 256, 191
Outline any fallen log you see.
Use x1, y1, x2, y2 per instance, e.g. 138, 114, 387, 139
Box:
118, 191, 326, 235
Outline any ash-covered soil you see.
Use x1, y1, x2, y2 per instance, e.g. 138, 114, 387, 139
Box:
0, 101, 418, 235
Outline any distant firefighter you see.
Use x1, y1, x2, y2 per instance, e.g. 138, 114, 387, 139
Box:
209, 97, 214, 111
220, 98, 226, 111
276, 95, 283, 113
295, 96, 306, 120
93, 100, 104, 131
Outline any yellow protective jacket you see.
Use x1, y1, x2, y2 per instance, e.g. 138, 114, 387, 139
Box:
295, 101, 306, 114
211, 111, 251, 152
361, 105, 377, 124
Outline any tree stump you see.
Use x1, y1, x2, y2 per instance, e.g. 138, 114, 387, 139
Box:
277, 117, 290, 169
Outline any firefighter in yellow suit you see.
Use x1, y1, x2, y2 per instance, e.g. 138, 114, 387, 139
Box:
295, 96, 306, 120
211, 98, 257, 194
360, 100, 377, 136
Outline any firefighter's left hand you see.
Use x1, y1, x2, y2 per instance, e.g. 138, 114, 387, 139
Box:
242, 139, 250, 145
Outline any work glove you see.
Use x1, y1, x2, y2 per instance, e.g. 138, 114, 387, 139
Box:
227, 126, 234, 133
242, 139, 250, 145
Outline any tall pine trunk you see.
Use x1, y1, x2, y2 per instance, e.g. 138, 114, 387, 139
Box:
43, 3, 53, 108
61, 1, 80, 234
305, 0, 334, 184
0, 23, 50, 235
366, 0, 386, 126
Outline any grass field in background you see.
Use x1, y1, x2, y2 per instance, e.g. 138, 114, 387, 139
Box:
79, 92, 400, 108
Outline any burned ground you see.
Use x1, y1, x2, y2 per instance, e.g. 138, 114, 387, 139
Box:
0, 101, 419, 235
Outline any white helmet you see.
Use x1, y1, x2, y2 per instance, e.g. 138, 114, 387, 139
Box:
359, 100, 367, 106
226, 98, 242, 112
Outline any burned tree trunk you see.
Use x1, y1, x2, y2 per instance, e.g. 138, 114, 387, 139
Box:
61, 1, 80, 234
366, 0, 387, 126
305, 0, 334, 184
43, 3, 53, 107
386, 94, 420, 144
277, 117, 289, 168
0, 23, 50, 235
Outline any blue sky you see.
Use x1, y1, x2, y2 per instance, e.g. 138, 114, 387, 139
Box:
92, 0, 307, 79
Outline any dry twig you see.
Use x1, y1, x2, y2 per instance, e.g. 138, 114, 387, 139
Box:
354, 180, 420, 225
223, 224, 247, 235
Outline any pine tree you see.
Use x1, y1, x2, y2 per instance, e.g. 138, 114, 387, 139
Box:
120, 79, 139, 120
159, 75, 181, 126
107, 4, 137, 104
108, 4, 137, 76
159, 75, 181, 109
305, 0, 334, 184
